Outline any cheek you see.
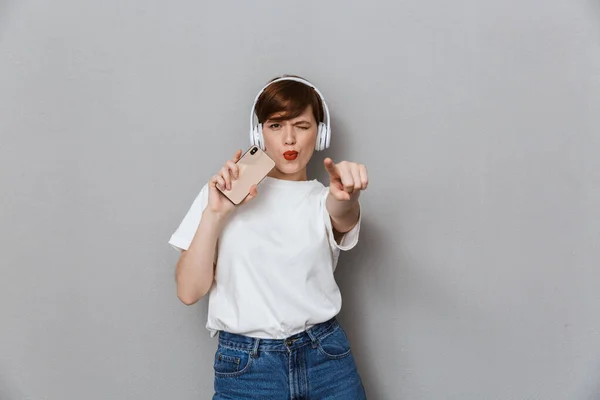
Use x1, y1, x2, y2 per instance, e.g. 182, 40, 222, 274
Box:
302, 149, 315, 161
262, 132, 277, 150
303, 129, 318, 145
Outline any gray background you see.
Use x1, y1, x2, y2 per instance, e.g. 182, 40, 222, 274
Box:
1, 0, 599, 399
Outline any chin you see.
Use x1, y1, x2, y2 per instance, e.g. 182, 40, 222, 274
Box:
277, 164, 301, 174
273, 162, 306, 177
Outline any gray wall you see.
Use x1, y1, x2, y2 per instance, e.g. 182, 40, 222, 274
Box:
1, 0, 599, 399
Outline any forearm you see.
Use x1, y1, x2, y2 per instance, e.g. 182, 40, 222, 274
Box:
175, 210, 226, 305
326, 192, 360, 233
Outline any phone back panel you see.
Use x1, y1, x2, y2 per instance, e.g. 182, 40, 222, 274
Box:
219, 147, 275, 205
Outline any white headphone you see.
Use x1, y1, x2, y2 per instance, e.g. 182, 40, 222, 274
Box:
249, 77, 331, 151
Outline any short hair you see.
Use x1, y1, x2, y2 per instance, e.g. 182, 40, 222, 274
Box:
255, 75, 324, 125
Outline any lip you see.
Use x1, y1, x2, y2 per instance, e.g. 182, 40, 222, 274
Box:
283, 151, 298, 161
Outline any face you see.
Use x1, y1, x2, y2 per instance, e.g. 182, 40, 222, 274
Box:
261, 105, 318, 181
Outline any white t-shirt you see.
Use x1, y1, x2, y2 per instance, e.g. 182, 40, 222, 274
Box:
168, 176, 361, 339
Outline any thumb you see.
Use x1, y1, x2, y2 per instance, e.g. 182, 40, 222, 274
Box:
242, 184, 258, 204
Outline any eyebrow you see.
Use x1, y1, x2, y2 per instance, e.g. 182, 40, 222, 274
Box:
265, 119, 312, 125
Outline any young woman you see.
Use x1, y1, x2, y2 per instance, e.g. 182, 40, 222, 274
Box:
169, 75, 369, 399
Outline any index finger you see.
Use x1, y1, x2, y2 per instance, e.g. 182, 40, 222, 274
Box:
324, 158, 340, 178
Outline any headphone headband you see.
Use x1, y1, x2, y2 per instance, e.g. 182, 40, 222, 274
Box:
249, 77, 331, 141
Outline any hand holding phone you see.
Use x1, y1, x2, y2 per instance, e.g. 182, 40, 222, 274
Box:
207, 149, 250, 217
212, 146, 275, 207
207, 146, 275, 217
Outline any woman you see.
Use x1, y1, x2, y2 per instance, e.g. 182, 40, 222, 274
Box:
169, 75, 369, 399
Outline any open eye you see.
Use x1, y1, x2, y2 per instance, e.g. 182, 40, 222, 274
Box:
268, 123, 281, 129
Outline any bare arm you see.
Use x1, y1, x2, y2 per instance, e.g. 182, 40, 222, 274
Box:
323, 158, 368, 242
175, 210, 227, 305
326, 192, 360, 236
174, 149, 259, 305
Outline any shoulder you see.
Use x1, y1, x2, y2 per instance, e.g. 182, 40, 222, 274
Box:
298, 180, 328, 205
308, 179, 327, 193
312, 179, 329, 199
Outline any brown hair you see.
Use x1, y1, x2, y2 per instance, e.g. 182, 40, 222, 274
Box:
255, 75, 324, 125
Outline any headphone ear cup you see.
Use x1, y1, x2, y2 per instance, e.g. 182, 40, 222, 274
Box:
250, 126, 257, 147
323, 122, 330, 149
315, 122, 327, 151
256, 124, 265, 150
251, 125, 261, 149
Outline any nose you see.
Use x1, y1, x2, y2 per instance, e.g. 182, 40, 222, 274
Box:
283, 124, 296, 145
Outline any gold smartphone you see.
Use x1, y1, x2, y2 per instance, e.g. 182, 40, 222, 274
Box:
217, 146, 275, 205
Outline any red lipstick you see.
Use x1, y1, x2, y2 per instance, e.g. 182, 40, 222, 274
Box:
283, 151, 298, 161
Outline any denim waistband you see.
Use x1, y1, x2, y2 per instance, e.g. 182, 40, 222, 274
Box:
217, 317, 339, 353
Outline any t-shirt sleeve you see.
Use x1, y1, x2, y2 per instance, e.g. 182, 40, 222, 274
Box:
168, 183, 210, 252
320, 187, 361, 251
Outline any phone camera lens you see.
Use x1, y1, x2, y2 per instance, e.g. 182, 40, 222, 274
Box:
250, 147, 258, 155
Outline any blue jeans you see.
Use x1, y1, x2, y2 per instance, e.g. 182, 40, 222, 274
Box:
213, 317, 367, 399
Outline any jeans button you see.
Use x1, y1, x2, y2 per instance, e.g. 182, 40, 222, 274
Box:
286, 339, 293, 346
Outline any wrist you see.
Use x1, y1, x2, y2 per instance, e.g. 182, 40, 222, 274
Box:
326, 192, 360, 218
202, 208, 229, 229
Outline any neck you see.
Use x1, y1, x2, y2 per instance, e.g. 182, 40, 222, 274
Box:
268, 168, 308, 181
